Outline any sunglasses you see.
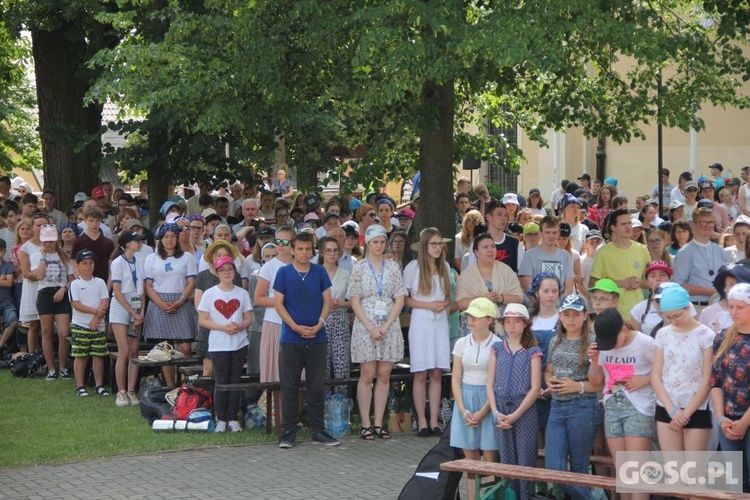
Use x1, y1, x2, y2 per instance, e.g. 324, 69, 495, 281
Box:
274, 238, 291, 246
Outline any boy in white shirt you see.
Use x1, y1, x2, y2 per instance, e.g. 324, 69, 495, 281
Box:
69, 249, 110, 397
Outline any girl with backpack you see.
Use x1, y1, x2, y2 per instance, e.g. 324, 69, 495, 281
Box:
197, 255, 253, 433
487, 303, 542, 500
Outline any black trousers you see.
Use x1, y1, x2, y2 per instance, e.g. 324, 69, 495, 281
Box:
210, 346, 248, 422
279, 342, 327, 433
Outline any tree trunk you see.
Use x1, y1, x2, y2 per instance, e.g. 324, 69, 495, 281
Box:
412, 79, 455, 257
32, 27, 102, 211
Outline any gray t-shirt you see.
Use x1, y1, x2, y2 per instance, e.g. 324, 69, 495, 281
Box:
518, 246, 574, 286
672, 240, 727, 302
548, 333, 596, 401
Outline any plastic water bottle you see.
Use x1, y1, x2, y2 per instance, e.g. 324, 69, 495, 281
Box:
388, 391, 397, 414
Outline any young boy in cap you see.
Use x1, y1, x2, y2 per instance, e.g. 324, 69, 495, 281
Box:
69, 249, 110, 397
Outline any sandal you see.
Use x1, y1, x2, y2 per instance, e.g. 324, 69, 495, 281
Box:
75, 387, 89, 397
373, 426, 392, 440
360, 426, 375, 441
95, 386, 110, 397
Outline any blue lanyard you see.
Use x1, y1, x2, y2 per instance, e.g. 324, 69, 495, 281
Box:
366, 259, 385, 297
123, 255, 137, 285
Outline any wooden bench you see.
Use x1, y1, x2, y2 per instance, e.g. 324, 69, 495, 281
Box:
440, 460, 746, 500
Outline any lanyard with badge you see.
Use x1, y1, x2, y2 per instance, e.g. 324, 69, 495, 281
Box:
367, 259, 388, 323
125, 255, 142, 311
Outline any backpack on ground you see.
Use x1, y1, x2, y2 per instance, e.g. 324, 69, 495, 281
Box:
9, 350, 45, 378
171, 384, 213, 420
139, 386, 174, 424
398, 424, 463, 500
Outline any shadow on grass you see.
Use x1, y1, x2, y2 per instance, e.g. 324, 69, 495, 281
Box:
0, 370, 278, 468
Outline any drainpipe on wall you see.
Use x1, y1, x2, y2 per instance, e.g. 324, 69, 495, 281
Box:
595, 137, 606, 182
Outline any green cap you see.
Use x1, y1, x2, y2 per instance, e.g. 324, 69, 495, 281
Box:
462, 297, 497, 318
523, 222, 540, 235
588, 278, 620, 296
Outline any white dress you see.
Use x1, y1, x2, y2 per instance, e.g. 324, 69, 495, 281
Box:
403, 260, 451, 372
19, 241, 42, 322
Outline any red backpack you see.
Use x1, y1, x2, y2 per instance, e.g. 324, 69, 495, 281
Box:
171, 384, 213, 420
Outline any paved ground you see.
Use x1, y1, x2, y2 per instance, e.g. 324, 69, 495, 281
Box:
0, 433, 453, 499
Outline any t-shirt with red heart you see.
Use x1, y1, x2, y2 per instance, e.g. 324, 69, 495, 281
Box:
197, 285, 252, 352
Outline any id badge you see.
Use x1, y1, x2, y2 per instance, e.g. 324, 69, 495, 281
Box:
374, 298, 388, 322
130, 297, 142, 312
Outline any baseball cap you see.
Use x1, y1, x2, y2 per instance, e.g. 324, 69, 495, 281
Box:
669, 200, 684, 211
91, 186, 105, 199
499, 303, 530, 320
645, 198, 658, 206
728, 177, 742, 186
462, 297, 498, 319
659, 285, 690, 312
710, 162, 724, 172
645, 260, 673, 277
40, 224, 58, 242
631, 219, 643, 229
304, 194, 321, 211
201, 208, 217, 219
733, 215, 750, 230
593, 307, 624, 351
214, 255, 235, 270
342, 220, 359, 234
75, 249, 95, 263
257, 226, 275, 237
698, 181, 713, 191
529, 188, 541, 197
304, 212, 319, 222
501, 193, 519, 206
74, 192, 87, 203
696, 199, 714, 209
559, 222, 571, 238
559, 294, 586, 312
577, 173, 591, 181
118, 230, 147, 247
321, 212, 340, 224
586, 230, 603, 240
125, 219, 143, 230
588, 279, 620, 296
506, 222, 523, 234
397, 208, 415, 220
684, 181, 698, 191
523, 222, 540, 235
604, 177, 618, 187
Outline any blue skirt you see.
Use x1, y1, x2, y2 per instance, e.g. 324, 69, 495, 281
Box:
450, 383, 498, 451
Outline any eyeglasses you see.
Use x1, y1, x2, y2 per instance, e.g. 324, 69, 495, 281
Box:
189, 225, 204, 231
695, 220, 714, 226
428, 242, 445, 248
217, 268, 235, 274
274, 238, 290, 246
661, 308, 686, 322
324, 249, 340, 255
276, 212, 289, 218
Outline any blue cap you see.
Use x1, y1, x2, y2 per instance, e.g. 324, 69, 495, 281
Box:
159, 200, 177, 216
559, 294, 586, 312
561, 193, 581, 210
659, 285, 690, 312
604, 177, 618, 187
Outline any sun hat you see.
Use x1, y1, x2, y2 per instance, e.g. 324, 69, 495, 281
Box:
214, 255, 236, 270
39, 224, 58, 242
559, 294, 586, 312
364, 224, 388, 244
659, 285, 690, 312
461, 297, 497, 319
588, 279, 620, 296
728, 283, 750, 304
714, 262, 750, 299
203, 239, 239, 263
523, 222, 540, 235
501, 193, 520, 206
594, 307, 624, 351
645, 260, 673, 278
499, 303, 530, 320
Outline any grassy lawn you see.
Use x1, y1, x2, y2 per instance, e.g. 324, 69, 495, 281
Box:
0, 370, 278, 468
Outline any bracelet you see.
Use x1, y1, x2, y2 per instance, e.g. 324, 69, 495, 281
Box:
579, 382, 585, 394
180, 295, 188, 302
499, 293, 504, 305
494, 410, 500, 425
40, 258, 46, 262
319, 317, 325, 324
668, 407, 678, 418
718, 416, 726, 427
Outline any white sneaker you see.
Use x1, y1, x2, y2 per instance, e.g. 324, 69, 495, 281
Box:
127, 391, 140, 406
227, 420, 243, 433
214, 420, 227, 433
115, 392, 129, 407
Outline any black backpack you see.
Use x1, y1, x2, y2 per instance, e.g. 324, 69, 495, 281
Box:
139, 387, 174, 424
9, 350, 45, 378
398, 424, 463, 500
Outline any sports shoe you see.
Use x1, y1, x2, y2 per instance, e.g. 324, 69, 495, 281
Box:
95, 386, 110, 397
227, 420, 243, 433
127, 391, 140, 406
278, 430, 296, 449
75, 386, 89, 397
115, 391, 129, 407
45, 370, 57, 381
59, 368, 71, 380
311, 431, 341, 447
215, 420, 227, 433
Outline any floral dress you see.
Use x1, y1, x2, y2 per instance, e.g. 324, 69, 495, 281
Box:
346, 258, 407, 363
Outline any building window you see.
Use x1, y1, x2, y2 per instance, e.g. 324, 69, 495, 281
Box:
487, 117, 518, 194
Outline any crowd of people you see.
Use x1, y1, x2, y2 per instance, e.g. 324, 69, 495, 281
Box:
2, 164, 750, 497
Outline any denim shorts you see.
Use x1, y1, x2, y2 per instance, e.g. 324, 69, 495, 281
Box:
604, 390, 655, 439
0, 298, 17, 326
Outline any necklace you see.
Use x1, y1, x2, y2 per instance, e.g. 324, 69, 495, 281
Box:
695, 242, 716, 276
294, 264, 310, 281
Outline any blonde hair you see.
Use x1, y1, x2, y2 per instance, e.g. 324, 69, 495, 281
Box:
14, 219, 33, 247
715, 325, 739, 360
416, 227, 451, 297
460, 210, 484, 247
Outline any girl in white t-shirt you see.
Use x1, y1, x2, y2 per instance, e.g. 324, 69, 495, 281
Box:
699, 265, 737, 334
630, 260, 673, 337
34, 224, 74, 380
197, 255, 252, 433
450, 297, 500, 500
589, 307, 656, 498
109, 230, 147, 407
651, 286, 714, 452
